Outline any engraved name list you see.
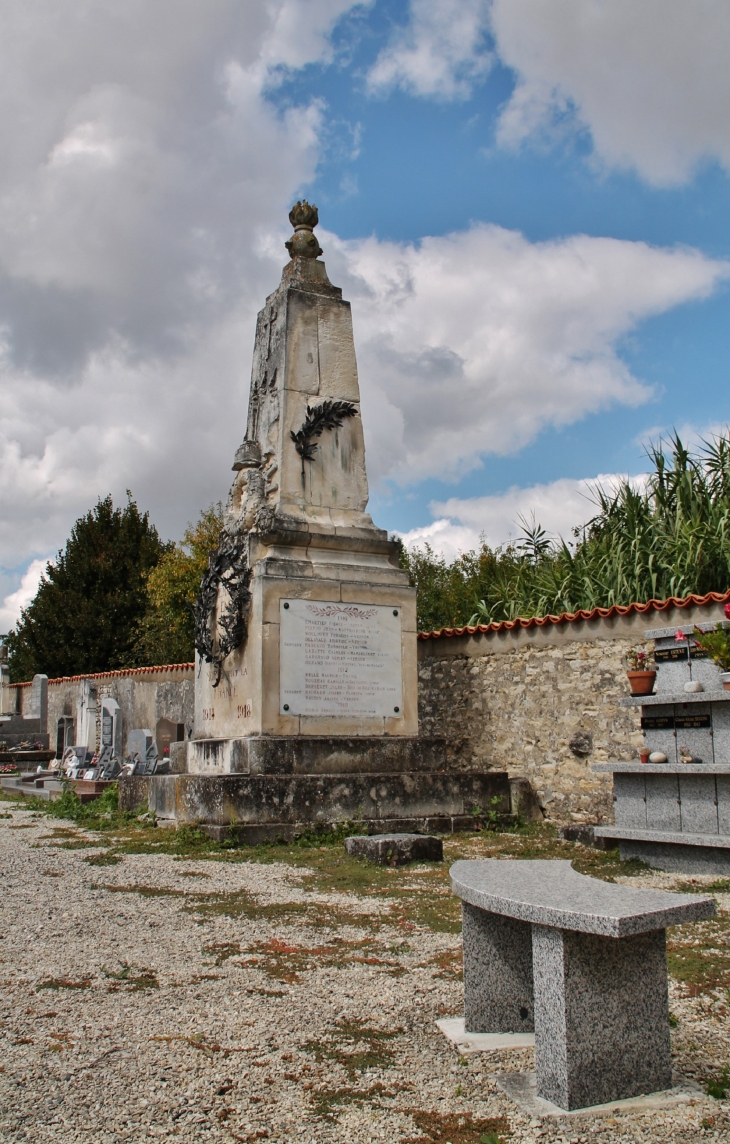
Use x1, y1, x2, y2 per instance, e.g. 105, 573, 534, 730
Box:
279, 600, 403, 718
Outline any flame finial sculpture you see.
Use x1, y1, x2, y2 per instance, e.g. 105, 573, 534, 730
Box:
285, 199, 322, 259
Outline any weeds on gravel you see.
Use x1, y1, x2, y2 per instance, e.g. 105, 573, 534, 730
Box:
103, 961, 159, 991
85, 851, 122, 865
677, 878, 730, 895
705, 1064, 730, 1099
303, 1019, 399, 1077
203, 941, 242, 966
309, 1081, 390, 1118
36, 977, 91, 991
667, 916, 730, 994
401, 1110, 510, 1144
239, 935, 405, 983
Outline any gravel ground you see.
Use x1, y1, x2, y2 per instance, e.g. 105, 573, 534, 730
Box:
0, 808, 729, 1144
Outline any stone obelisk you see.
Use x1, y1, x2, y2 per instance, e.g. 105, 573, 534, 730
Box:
124, 203, 511, 839
189, 201, 418, 771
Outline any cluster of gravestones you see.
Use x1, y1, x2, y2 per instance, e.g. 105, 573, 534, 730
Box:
59, 698, 171, 782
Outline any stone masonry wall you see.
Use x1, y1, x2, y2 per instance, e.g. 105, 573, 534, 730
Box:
417, 600, 730, 824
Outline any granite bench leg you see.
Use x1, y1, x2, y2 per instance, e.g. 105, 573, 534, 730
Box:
531, 924, 672, 1110
462, 903, 534, 1033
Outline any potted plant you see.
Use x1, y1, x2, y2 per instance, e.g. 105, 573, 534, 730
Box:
625, 646, 656, 695
693, 606, 730, 690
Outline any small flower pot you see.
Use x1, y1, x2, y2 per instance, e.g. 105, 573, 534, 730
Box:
721, 672, 730, 692
627, 670, 656, 696
639, 748, 651, 765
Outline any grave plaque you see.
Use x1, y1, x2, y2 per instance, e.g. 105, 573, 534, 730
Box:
23, 673, 48, 723
279, 599, 403, 718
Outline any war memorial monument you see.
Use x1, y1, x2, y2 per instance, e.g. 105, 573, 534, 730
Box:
121, 203, 509, 838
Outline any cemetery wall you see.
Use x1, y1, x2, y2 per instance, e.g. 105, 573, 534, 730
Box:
417, 593, 730, 824
8, 664, 194, 756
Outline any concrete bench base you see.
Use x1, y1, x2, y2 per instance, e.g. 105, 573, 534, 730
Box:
496, 1070, 704, 1121
462, 902, 671, 1109
452, 859, 715, 1111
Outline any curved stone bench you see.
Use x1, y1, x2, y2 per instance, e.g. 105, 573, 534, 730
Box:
450, 859, 716, 1111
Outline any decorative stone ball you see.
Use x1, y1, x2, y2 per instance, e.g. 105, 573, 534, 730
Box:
683, 680, 704, 693
649, 751, 668, 763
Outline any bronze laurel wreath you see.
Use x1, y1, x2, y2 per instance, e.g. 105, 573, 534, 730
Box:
290, 400, 358, 475
193, 536, 252, 687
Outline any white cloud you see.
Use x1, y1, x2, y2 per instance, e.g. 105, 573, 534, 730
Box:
325, 224, 728, 486
0, 0, 360, 587
491, 0, 730, 185
0, 560, 48, 632
370, 0, 730, 185
399, 472, 635, 559
367, 0, 492, 98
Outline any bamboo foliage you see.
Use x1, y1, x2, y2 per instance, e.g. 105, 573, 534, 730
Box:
468, 433, 730, 625
399, 434, 730, 631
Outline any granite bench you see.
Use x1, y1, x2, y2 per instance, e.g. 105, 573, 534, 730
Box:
450, 859, 716, 1111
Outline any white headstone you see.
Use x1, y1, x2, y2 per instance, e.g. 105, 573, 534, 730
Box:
23, 674, 48, 724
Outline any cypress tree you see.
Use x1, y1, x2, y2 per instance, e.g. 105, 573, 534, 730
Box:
7, 494, 169, 681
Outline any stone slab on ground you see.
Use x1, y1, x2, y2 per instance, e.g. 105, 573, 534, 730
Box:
496, 1069, 707, 1120
436, 1017, 534, 1052
344, 832, 443, 865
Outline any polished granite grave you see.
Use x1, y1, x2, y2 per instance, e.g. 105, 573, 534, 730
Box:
594, 620, 730, 872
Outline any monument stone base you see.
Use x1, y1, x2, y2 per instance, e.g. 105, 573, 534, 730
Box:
119, 761, 512, 843
184, 734, 446, 775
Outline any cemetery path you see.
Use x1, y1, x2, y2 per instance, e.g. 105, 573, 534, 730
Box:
0, 807, 727, 1144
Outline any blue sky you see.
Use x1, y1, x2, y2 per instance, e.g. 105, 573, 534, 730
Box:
1, 0, 729, 623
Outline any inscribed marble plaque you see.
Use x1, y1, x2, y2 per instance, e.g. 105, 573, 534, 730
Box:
279, 599, 403, 717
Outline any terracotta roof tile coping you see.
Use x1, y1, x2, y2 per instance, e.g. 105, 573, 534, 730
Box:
417, 589, 730, 641
10, 663, 195, 688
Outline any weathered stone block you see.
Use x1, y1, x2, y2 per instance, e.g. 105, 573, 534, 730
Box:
344, 833, 443, 865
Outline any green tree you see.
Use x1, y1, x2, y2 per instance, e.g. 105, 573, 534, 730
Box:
7, 494, 169, 681
133, 503, 224, 665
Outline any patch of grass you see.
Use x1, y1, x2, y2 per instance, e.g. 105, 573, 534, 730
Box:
402, 1111, 510, 1144
423, 948, 462, 980
36, 977, 92, 992
240, 935, 404, 983
188, 887, 377, 930
309, 1082, 389, 1118
303, 1019, 399, 1077
677, 878, 730, 895
95, 882, 186, 899
85, 852, 122, 866
203, 942, 242, 966
667, 916, 730, 994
